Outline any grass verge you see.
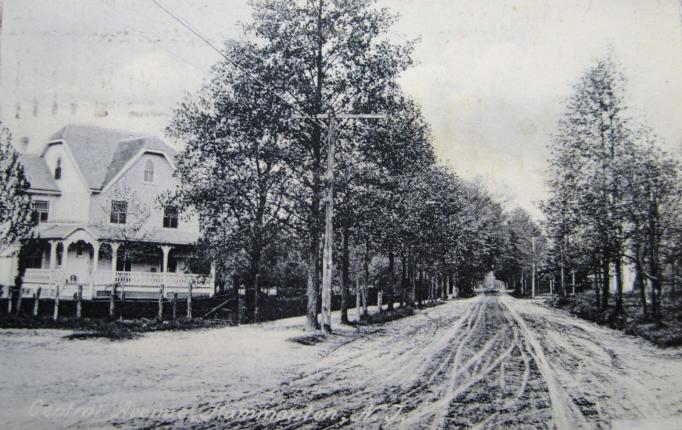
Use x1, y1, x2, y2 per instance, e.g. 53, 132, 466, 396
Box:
546, 291, 682, 348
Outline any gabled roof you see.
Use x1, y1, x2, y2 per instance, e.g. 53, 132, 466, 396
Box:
47, 124, 177, 191
102, 136, 176, 188
19, 153, 61, 194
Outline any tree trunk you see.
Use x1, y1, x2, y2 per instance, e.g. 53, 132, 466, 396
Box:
650, 275, 659, 322
441, 272, 448, 300
253, 273, 260, 323
158, 285, 164, 321
648, 205, 662, 322
415, 268, 424, 307
634, 253, 647, 319
363, 244, 370, 317
340, 224, 350, 324
109, 284, 116, 319
53, 285, 60, 321
614, 256, 623, 315
400, 253, 407, 307
670, 261, 676, 301
601, 256, 610, 309
387, 251, 395, 311
409, 253, 416, 306
305, 0, 325, 332
32, 288, 41, 317
305, 226, 320, 331
594, 267, 601, 309
76, 285, 82, 319
560, 258, 566, 297
355, 277, 361, 319
187, 281, 193, 319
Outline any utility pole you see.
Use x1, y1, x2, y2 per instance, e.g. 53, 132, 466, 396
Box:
294, 112, 385, 335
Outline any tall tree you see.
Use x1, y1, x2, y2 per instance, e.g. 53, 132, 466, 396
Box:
0, 125, 32, 253
545, 56, 630, 314
167, 41, 293, 319
243, 0, 415, 330
620, 127, 681, 321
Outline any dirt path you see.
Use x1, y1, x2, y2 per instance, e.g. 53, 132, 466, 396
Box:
120, 295, 682, 430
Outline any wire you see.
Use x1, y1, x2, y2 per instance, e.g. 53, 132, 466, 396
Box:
148, 0, 326, 129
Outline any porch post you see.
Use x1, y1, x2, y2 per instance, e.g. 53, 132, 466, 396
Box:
160, 245, 173, 272
110, 242, 120, 272
92, 241, 100, 273
61, 241, 71, 272
48, 240, 58, 270
48, 240, 58, 288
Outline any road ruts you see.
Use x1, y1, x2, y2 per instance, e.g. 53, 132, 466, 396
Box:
119, 294, 682, 430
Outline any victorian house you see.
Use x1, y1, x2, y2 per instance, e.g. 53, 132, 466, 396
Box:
0, 125, 214, 300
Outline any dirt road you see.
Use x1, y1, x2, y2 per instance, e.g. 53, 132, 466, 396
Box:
122, 295, 682, 430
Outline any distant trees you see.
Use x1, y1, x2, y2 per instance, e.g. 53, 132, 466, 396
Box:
543, 56, 681, 322
496, 208, 545, 297
0, 125, 33, 253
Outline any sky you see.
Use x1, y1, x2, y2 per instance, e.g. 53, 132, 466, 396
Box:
1, 0, 681, 217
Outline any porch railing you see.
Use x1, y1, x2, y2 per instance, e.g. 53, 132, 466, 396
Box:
23, 268, 65, 285
23, 268, 212, 290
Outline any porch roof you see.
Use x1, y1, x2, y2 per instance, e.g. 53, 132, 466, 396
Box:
33, 224, 199, 246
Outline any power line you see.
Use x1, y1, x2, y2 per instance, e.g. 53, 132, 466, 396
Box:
148, 0, 326, 129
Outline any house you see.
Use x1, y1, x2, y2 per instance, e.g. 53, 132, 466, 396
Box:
0, 124, 214, 300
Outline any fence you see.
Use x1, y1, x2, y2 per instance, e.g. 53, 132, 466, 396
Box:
0, 285, 388, 324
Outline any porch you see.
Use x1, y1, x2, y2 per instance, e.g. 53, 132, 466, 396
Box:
18, 225, 215, 300
21, 269, 214, 300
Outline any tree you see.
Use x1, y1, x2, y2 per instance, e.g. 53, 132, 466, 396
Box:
620, 128, 681, 321
242, 0, 415, 331
545, 56, 630, 314
497, 208, 545, 297
545, 55, 682, 325
167, 41, 293, 322
0, 125, 32, 253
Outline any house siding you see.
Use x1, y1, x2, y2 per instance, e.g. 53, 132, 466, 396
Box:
42, 143, 91, 223
89, 152, 200, 236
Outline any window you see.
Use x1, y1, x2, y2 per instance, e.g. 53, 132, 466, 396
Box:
54, 157, 62, 179
110, 200, 127, 224
163, 206, 178, 228
144, 159, 154, 183
31, 200, 49, 224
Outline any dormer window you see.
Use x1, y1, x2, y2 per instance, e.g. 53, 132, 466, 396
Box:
54, 157, 62, 180
144, 159, 154, 183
